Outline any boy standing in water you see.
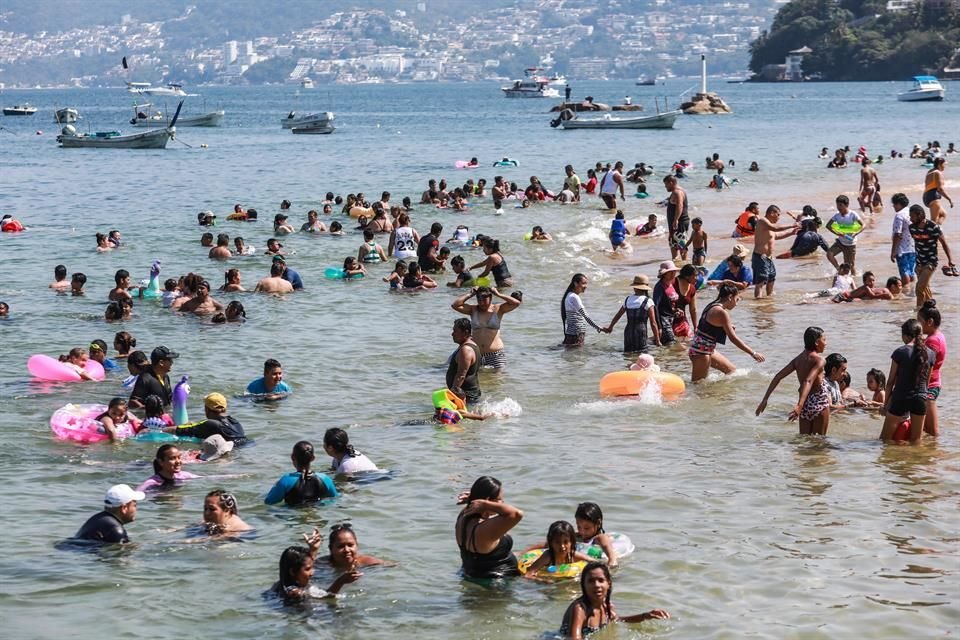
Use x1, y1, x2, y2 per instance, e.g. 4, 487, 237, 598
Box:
689, 218, 708, 266
756, 326, 830, 435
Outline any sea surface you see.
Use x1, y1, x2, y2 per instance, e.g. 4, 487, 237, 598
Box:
0, 80, 957, 639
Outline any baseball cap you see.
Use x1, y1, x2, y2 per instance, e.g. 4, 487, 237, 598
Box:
204, 392, 227, 412
104, 484, 145, 507
199, 434, 234, 461
150, 346, 179, 363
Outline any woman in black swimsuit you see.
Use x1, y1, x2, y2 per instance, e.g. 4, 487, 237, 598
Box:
470, 238, 513, 288
688, 283, 765, 382
454, 476, 523, 579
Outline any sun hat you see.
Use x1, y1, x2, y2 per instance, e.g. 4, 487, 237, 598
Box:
731, 244, 748, 258
199, 434, 234, 462
657, 260, 680, 277
631, 274, 652, 291
104, 484, 145, 507
204, 392, 228, 412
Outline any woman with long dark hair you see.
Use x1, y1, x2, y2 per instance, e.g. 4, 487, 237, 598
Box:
454, 476, 523, 579
880, 318, 935, 442
688, 283, 765, 382
561, 273, 607, 347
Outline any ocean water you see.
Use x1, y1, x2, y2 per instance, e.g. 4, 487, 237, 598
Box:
0, 80, 957, 639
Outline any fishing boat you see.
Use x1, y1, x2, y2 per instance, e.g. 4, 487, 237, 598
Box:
897, 76, 945, 102
57, 102, 180, 149
281, 111, 334, 129
3, 103, 37, 116
54, 107, 79, 123
551, 108, 681, 130
130, 103, 223, 127
502, 67, 561, 98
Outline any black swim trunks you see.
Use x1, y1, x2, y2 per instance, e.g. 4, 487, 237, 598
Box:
751, 252, 776, 284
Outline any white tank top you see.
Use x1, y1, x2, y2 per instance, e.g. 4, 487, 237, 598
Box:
600, 170, 619, 195
393, 227, 417, 259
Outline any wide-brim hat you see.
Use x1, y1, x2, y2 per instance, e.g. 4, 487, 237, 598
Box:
631, 274, 652, 291
657, 261, 680, 277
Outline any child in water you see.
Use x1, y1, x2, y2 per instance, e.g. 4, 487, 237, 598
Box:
560, 563, 669, 639
141, 394, 174, 429
342, 256, 366, 279
524, 520, 594, 579
575, 502, 623, 567
161, 278, 180, 308
609, 211, 628, 251
402, 262, 438, 290
271, 528, 362, 604
630, 353, 660, 373
447, 256, 474, 288
95, 397, 141, 440
864, 368, 886, 407
529, 226, 552, 241
689, 217, 708, 266
636, 214, 658, 236
265, 441, 338, 506
58, 347, 96, 380
384, 261, 407, 289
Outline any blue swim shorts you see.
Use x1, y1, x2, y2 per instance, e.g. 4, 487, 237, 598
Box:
896, 252, 917, 279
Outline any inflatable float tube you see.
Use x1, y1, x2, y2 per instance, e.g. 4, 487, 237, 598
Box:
634, 192, 649, 198
455, 160, 480, 169
28, 354, 105, 382
50, 403, 139, 443
492, 159, 518, 167
517, 549, 586, 579
577, 532, 635, 561
474, 276, 492, 287
324, 267, 345, 280
832, 222, 863, 235
1, 220, 26, 232
348, 206, 374, 219
599, 370, 685, 398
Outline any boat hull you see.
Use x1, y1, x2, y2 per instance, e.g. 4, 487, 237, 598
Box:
281, 111, 334, 129
54, 108, 79, 123
897, 89, 944, 102
132, 111, 224, 127
291, 124, 335, 134
560, 110, 681, 130
57, 128, 173, 149
3, 107, 37, 116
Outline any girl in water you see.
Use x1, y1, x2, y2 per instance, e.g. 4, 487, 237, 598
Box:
322, 427, 379, 474
95, 233, 112, 253
561, 274, 607, 347
113, 331, 136, 359
141, 394, 174, 429
559, 563, 669, 639
271, 529, 362, 604
455, 476, 523, 579
203, 489, 252, 535
402, 262, 438, 290
529, 226, 552, 241
319, 523, 390, 571
864, 368, 886, 408
342, 256, 366, 279
264, 441, 338, 506
575, 502, 621, 568
136, 444, 200, 492
688, 283, 765, 382
383, 261, 407, 289
523, 520, 592, 579
95, 397, 141, 441
233, 237, 255, 256
880, 319, 935, 442
219, 268, 244, 292
918, 300, 945, 436
58, 347, 96, 380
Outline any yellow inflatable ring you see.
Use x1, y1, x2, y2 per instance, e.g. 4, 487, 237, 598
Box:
599, 370, 685, 398
517, 549, 586, 580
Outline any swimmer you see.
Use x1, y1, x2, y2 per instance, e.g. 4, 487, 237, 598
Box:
823, 353, 848, 409
198, 210, 217, 225
113, 331, 136, 359
857, 368, 887, 409
233, 236, 255, 256
447, 256, 474, 288
264, 238, 285, 256
224, 301, 246, 322
108, 269, 134, 303
73, 484, 144, 544
358, 229, 388, 264
105, 299, 132, 321
179, 279, 224, 316
756, 326, 831, 435
274, 214, 295, 235
448, 225, 471, 245
320, 523, 391, 572
384, 261, 407, 290
58, 347, 96, 380
689, 217, 707, 266
402, 262, 438, 290
529, 226, 552, 241
635, 214, 659, 236
141, 394, 173, 429
264, 441, 338, 506
161, 278, 180, 307
209, 233, 231, 260
203, 489, 252, 535
609, 210, 628, 251
225, 204, 248, 221
50, 264, 70, 291
200, 232, 214, 247
0, 302, 7, 317
322, 427, 379, 474
219, 268, 244, 292
246, 358, 291, 399
749, 161, 760, 172
342, 256, 366, 279
254, 262, 294, 294
94, 397, 140, 441
832, 271, 902, 302
523, 521, 593, 579
575, 502, 623, 567
88, 339, 119, 370
271, 529, 362, 604
95, 232, 112, 253
559, 563, 669, 639
688, 284, 765, 382
136, 444, 200, 492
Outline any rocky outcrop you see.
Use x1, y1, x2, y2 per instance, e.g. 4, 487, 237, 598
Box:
549, 100, 643, 113
680, 92, 732, 115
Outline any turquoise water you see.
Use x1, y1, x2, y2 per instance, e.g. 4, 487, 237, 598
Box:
0, 81, 957, 639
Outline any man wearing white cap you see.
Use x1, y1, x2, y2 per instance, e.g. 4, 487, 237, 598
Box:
74, 484, 145, 543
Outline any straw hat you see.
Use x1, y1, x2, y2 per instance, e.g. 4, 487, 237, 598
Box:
631, 274, 652, 291
657, 260, 680, 277
731, 244, 748, 258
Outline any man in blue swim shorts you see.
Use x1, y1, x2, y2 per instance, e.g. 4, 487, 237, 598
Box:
889, 193, 916, 289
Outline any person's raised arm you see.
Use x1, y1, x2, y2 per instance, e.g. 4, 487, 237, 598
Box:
492, 287, 520, 313
451, 289, 476, 314
460, 500, 523, 550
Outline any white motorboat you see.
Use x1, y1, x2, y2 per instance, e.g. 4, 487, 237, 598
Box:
281, 111, 334, 129
291, 122, 335, 134
3, 103, 38, 116
126, 82, 191, 97
548, 74, 566, 86
54, 107, 79, 123
57, 102, 180, 149
897, 76, 945, 102
501, 79, 559, 98
130, 103, 223, 127
551, 108, 681, 130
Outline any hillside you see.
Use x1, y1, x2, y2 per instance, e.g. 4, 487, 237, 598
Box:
748, 0, 960, 80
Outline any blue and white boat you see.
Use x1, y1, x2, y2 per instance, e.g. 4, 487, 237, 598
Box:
897, 76, 945, 102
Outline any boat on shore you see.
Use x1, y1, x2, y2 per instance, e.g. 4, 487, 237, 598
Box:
130, 103, 224, 127
3, 103, 37, 116
281, 111, 334, 129
54, 107, 79, 123
551, 108, 681, 130
57, 102, 180, 148
897, 76, 944, 102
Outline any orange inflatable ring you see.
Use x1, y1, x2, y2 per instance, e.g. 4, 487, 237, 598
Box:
1, 220, 25, 232
599, 370, 685, 398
